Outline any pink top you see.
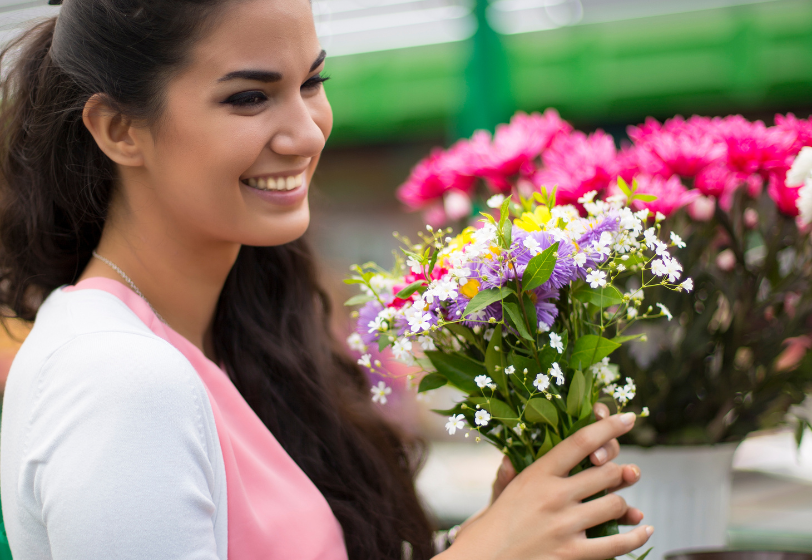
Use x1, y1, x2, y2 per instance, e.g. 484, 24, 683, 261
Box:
65, 277, 348, 560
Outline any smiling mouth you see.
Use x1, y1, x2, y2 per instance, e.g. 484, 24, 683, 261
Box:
242, 172, 305, 191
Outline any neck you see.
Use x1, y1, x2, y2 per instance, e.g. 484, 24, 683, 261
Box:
79, 201, 240, 359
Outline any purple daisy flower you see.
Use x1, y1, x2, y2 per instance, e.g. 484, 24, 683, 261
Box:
509, 226, 578, 290
531, 286, 560, 329
357, 300, 384, 345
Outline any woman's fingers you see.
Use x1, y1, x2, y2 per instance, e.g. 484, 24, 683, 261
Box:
571, 492, 630, 531
566, 462, 625, 501
618, 507, 644, 526
607, 464, 641, 493
536, 413, 636, 477
491, 455, 517, 503
590, 438, 620, 466
576, 524, 654, 560
593, 402, 610, 420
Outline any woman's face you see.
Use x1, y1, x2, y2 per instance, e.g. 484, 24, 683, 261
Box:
133, 0, 332, 247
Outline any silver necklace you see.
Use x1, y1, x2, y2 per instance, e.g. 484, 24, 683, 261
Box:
92, 250, 168, 325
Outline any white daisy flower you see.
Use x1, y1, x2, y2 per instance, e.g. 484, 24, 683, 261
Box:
357, 354, 372, 368
533, 374, 550, 392
417, 335, 436, 351
347, 333, 367, 353
586, 270, 607, 289
523, 237, 542, 256
573, 252, 587, 267
392, 338, 413, 361
406, 256, 423, 274
408, 312, 432, 333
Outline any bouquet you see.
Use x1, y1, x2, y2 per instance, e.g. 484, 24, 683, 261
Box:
392, 110, 812, 445
346, 189, 693, 536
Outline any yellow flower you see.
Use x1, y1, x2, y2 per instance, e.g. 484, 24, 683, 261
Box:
514, 206, 552, 232
447, 227, 476, 253
460, 279, 481, 299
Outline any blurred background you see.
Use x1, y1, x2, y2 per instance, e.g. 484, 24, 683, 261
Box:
0, 0, 811, 556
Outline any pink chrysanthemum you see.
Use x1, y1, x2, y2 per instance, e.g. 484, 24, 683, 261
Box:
532, 130, 618, 205
775, 113, 812, 153
708, 115, 797, 175
396, 140, 476, 210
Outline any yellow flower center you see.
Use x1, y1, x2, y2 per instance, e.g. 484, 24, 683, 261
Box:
460, 279, 481, 299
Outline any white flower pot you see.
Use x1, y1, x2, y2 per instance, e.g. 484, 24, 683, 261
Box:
615, 444, 738, 560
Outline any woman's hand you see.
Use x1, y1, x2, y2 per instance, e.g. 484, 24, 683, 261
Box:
438, 409, 652, 560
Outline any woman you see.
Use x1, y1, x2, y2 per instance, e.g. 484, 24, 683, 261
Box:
0, 0, 652, 558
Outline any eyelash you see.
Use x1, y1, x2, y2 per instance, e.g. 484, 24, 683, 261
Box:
223, 73, 330, 107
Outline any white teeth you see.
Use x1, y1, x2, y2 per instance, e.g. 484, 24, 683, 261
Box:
245, 173, 305, 191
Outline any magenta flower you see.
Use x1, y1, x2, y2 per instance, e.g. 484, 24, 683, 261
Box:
628, 117, 726, 178
767, 168, 802, 217
396, 140, 476, 210
709, 115, 796, 175
532, 130, 618, 205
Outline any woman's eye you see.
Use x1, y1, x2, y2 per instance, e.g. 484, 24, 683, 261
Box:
223, 91, 268, 107
302, 73, 330, 90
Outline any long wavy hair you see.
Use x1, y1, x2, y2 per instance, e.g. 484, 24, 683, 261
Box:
0, 1, 434, 558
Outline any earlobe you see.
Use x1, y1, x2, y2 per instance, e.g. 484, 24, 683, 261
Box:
82, 94, 145, 167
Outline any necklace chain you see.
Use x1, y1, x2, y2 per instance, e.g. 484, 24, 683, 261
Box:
92, 251, 167, 325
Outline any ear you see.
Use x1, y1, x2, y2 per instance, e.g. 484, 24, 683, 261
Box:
82, 94, 145, 167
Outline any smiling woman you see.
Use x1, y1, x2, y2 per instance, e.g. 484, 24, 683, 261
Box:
0, 1, 650, 560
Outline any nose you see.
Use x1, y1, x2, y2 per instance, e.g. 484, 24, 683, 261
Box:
268, 93, 329, 159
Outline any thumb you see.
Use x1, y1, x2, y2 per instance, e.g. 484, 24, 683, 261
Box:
491, 455, 517, 503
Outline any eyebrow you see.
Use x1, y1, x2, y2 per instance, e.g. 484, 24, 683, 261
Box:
217, 50, 327, 83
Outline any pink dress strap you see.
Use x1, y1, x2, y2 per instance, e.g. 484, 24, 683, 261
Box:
64, 278, 348, 560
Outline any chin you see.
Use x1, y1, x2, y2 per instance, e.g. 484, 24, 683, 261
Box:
245, 210, 311, 247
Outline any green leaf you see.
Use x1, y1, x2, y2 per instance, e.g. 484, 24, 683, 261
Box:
431, 404, 463, 416
485, 325, 507, 393
522, 294, 538, 340
567, 369, 586, 417
470, 396, 518, 425
395, 280, 426, 300
535, 428, 554, 458
424, 351, 482, 393
617, 176, 632, 197
378, 334, 394, 352
445, 323, 478, 346
414, 356, 436, 372
525, 397, 559, 427
571, 335, 621, 370
632, 193, 658, 202
463, 287, 512, 319
611, 333, 645, 344
503, 220, 513, 250
427, 248, 439, 276
418, 372, 447, 393
343, 278, 365, 285
503, 301, 533, 341
344, 293, 374, 306
572, 284, 624, 308
565, 413, 595, 438
636, 547, 654, 560
522, 242, 560, 292
580, 370, 595, 419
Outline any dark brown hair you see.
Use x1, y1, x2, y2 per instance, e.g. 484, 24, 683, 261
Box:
0, 2, 434, 558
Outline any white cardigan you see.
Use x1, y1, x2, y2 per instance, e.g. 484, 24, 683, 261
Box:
0, 287, 228, 559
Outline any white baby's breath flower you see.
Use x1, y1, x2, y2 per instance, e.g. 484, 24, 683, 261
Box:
643, 228, 658, 250
371, 381, 392, 404
533, 374, 550, 392
408, 312, 432, 333
656, 303, 673, 321
487, 194, 506, 208
406, 256, 423, 274
573, 252, 587, 267
670, 231, 686, 248
664, 258, 683, 282
549, 362, 565, 386
358, 354, 372, 368
549, 332, 563, 353
513, 423, 525, 435
474, 410, 491, 426
417, 335, 436, 351
616, 264, 626, 272
641, 407, 650, 418
651, 258, 668, 277
538, 321, 551, 332
613, 385, 632, 404
347, 333, 367, 353
504, 365, 515, 375
367, 315, 387, 334
523, 237, 542, 256
392, 338, 413, 361
627, 307, 638, 320
445, 414, 465, 435
586, 270, 607, 289
475, 375, 493, 389
483, 328, 495, 341
680, 278, 694, 292
578, 190, 599, 204
655, 212, 666, 223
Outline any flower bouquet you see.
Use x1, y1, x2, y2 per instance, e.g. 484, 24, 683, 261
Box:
346, 189, 693, 537
393, 110, 812, 446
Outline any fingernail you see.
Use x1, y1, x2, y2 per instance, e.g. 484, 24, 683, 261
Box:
646, 526, 654, 536
621, 412, 636, 426
595, 408, 607, 420
594, 447, 608, 464
632, 465, 641, 479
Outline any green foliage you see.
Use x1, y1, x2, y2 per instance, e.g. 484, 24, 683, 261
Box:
463, 287, 513, 319
525, 398, 559, 427
395, 280, 426, 299
418, 373, 447, 393
522, 242, 560, 291
424, 351, 482, 393
572, 284, 624, 308
571, 335, 621, 369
